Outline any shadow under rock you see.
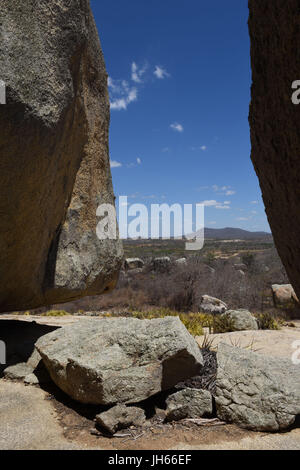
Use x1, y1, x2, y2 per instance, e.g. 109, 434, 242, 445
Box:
0, 319, 58, 376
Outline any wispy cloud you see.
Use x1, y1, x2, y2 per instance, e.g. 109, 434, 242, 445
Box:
131, 62, 147, 83
236, 217, 249, 221
212, 185, 236, 196
199, 200, 231, 210
137, 157, 142, 164
154, 65, 170, 79
110, 160, 122, 168
170, 122, 184, 133
108, 77, 138, 111
250, 200, 258, 204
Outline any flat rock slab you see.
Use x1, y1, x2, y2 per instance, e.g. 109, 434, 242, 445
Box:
215, 343, 300, 431
36, 317, 203, 405
0, 380, 84, 450
196, 328, 300, 359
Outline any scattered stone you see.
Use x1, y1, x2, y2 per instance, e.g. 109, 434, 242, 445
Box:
199, 295, 228, 315
272, 284, 299, 307
124, 258, 144, 270
36, 317, 203, 405
152, 257, 171, 272
95, 404, 146, 435
222, 309, 258, 331
166, 388, 213, 422
175, 258, 187, 266
215, 343, 300, 431
24, 373, 39, 385
4, 363, 33, 380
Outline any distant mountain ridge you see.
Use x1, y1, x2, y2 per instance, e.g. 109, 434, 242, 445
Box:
199, 227, 272, 240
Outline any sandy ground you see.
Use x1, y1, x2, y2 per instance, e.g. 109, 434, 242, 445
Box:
0, 314, 299, 450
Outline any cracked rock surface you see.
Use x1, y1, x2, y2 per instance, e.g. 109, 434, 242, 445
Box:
215, 343, 300, 431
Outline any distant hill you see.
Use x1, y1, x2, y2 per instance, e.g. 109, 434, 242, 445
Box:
195, 227, 273, 240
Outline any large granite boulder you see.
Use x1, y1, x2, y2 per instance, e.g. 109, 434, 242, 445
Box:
35, 317, 203, 405
0, 0, 123, 312
215, 343, 300, 431
222, 309, 258, 331
248, 1, 300, 301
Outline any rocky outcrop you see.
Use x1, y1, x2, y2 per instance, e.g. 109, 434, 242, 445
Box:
35, 317, 203, 405
215, 343, 300, 431
248, 1, 300, 300
95, 405, 146, 435
222, 309, 258, 331
0, 0, 123, 312
199, 295, 227, 315
166, 388, 212, 422
272, 284, 299, 308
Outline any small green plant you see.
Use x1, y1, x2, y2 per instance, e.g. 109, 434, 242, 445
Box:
256, 312, 280, 330
131, 308, 203, 336
42, 310, 69, 317
212, 315, 235, 334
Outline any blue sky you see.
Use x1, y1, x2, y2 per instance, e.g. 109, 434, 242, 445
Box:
90, 0, 270, 235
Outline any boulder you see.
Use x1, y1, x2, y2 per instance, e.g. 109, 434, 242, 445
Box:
124, 258, 144, 270
166, 388, 212, 422
248, 0, 300, 302
175, 258, 187, 266
215, 343, 300, 431
272, 284, 299, 308
222, 309, 258, 331
35, 317, 203, 405
95, 405, 146, 435
152, 257, 171, 272
199, 295, 227, 315
0, 0, 123, 312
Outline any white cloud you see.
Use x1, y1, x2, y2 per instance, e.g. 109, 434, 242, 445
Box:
200, 146, 207, 151
251, 210, 258, 214
215, 205, 230, 210
131, 62, 147, 83
236, 217, 249, 221
251, 200, 258, 204
137, 157, 142, 164
225, 190, 236, 196
154, 65, 170, 79
108, 77, 138, 111
200, 200, 218, 207
207, 221, 217, 225
110, 160, 122, 168
170, 122, 184, 133
212, 185, 236, 196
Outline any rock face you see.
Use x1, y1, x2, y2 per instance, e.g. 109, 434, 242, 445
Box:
272, 284, 299, 308
166, 388, 212, 422
248, 1, 300, 301
215, 343, 300, 431
35, 317, 203, 405
199, 295, 227, 315
0, 0, 123, 312
95, 405, 146, 435
222, 309, 258, 331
